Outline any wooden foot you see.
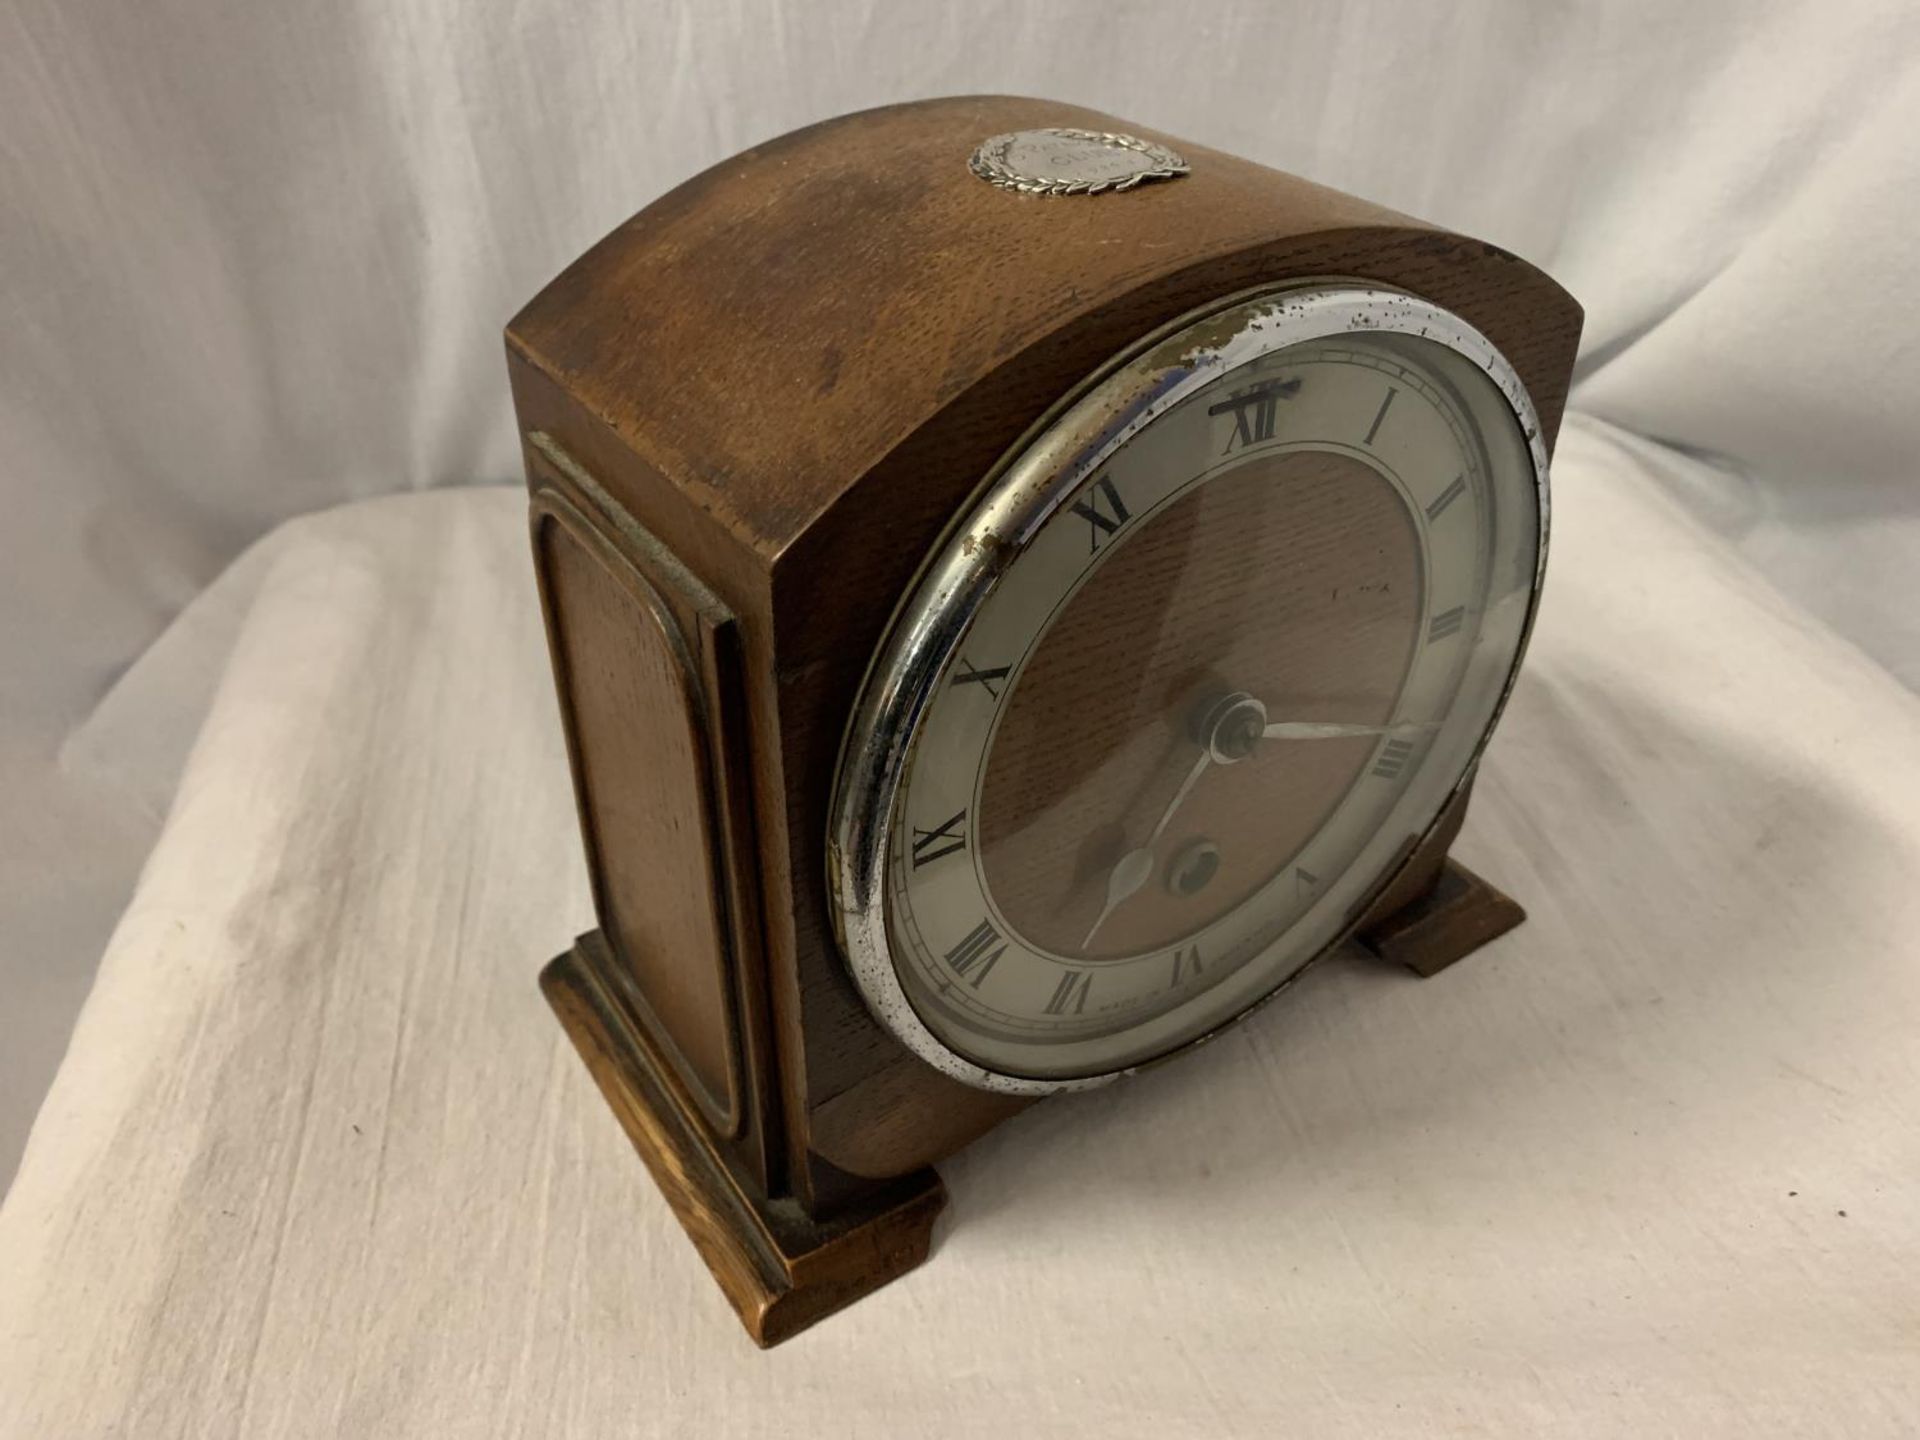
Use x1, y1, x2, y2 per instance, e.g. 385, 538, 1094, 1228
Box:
1358, 857, 1525, 978
542, 940, 946, 1347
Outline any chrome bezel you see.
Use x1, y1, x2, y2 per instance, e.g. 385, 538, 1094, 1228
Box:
827, 285, 1551, 1095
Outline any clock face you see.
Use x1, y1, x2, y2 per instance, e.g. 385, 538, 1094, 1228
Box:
832, 287, 1545, 1090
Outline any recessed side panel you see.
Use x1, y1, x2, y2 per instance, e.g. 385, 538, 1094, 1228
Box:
530, 450, 751, 1141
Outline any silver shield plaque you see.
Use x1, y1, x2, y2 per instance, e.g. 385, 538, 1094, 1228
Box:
968, 127, 1190, 196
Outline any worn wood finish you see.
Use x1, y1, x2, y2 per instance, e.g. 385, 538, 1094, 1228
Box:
543, 934, 944, 1346
527, 440, 781, 1190
509, 94, 1581, 1341
1359, 858, 1527, 978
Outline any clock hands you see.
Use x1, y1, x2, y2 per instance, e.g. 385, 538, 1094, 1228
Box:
1078, 691, 1434, 955
1079, 692, 1265, 951
1081, 750, 1212, 951
1261, 719, 1439, 740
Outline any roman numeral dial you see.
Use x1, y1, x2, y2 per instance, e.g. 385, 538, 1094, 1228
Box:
866, 304, 1536, 1090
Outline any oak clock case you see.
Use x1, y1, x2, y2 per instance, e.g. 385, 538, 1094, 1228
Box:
506, 98, 1581, 1348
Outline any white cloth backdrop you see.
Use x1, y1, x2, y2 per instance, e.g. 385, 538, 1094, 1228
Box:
3, 0, 1919, 1433
7, 437, 1920, 1435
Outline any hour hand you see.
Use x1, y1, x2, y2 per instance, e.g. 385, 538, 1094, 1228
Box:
1080, 749, 1212, 952
1080, 846, 1156, 951
1261, 720, 1439, 740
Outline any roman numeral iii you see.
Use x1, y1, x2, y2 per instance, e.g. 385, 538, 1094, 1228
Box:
1371, 738, 1416, 780
1428, 606, 1467, 643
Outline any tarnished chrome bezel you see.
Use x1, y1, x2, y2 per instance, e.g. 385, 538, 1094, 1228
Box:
827, 285, 1551, 1095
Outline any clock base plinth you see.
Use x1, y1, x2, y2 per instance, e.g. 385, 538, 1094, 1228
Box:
541, 936, 947, 1348
1359, 857, 1525, 978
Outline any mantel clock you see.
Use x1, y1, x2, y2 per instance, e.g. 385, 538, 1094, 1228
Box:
505, 96, 1581, 1346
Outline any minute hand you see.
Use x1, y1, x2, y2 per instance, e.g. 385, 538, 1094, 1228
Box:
1261, 720, 1440, 740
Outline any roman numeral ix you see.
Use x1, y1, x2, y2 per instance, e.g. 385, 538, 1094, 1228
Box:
1068, 476, 1130, 554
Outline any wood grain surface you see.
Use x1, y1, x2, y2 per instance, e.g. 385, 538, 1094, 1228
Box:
542, 934, 943, 1346
979, 450, 1421, 959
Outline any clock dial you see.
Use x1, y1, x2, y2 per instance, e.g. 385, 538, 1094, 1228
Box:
839, 289, 1544, 1088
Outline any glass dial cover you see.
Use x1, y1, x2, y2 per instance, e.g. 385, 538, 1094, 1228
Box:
830, 286, 1548, 1093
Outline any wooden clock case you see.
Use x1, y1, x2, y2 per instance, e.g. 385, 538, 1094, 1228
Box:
505, 95, 1581, 1346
